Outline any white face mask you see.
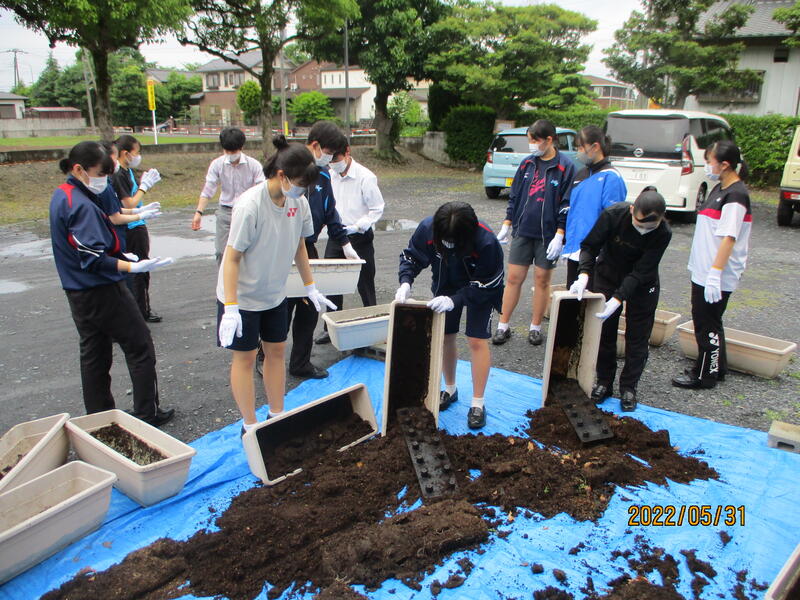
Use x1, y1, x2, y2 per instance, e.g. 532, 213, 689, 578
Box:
529, 143, 544, 157
704, 163, 720, 181
87, 176, 108, 195
129, 154, 142, 168
633, 223, 653, 235
281, 179, 306, 199
226, 152, 242, 164
330, 159, 347, 174
315, 152, 333, 167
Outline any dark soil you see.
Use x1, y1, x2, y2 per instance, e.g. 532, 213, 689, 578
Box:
534, 587, 575, 600
385, 305, 433, 426
313, 581, 369, 599
335, 313, 389, 324
0, 452, 24, 480
91, 424, 166, 466
593, 577, 686, 600
719, 531, 732, 546
680, 549, 717, 580
690, 574, 710, 599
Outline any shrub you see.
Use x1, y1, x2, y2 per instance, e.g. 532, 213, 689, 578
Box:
237, 81, 261, 124
288, 91, 335, 125
428, 83, 462, 131
514, 108, 610, 131
721, 114, 800, 186
441, 105, 496, 165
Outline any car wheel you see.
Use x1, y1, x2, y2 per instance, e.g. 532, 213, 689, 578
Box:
682, 186, 705, 223
485, 186, 502, 199
778, 198, 793, 226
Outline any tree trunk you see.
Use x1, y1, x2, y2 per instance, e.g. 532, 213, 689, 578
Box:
674, 91, 688, 110
373, 88, 396, 158
89, 49, 114, 141
259, 67, 275, 160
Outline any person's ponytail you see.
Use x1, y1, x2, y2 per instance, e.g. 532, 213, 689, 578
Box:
263, 135, 318, 187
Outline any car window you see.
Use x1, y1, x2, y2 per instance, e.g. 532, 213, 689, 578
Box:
557, 132, 574, 151
704, 120, 730, 146
690, 119, 706, 148
605, 115, 688, 159
491, 134, 529, 153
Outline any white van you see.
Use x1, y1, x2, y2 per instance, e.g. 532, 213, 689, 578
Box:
778, 125, 800, 226
605, 109, 734, 220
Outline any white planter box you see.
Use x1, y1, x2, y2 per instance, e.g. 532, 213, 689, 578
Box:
285, 259, 365, 298
321, 304, 391, 351
0, 461, 116, 584
541, 291, 607, 404
65, 410, 196, 506
0, 413, 69, 495
676, 321, 797, 379
766, 542, 800, 600
616, 310, 682, 357
382, 300, 446, 434
242, 384, 378, 485
540, 284, 567, 320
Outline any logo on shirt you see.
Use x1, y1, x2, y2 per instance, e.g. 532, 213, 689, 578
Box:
287, 207, 298, 217
315, 185, 322, 193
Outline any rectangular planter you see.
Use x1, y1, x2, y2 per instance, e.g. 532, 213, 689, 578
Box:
616, 310, 682, 357
676, 321, 797, 379
541, 284, 567, 320
0, 461, 116, 584
285, 258, 366, 298
766, 542, 800, 600
321, 303, 391, 351
381, 300, 446, 435
0, 413, 70, 495
65, 410, 196, 506
242, 384, 378, 485
541, 291, 607, 405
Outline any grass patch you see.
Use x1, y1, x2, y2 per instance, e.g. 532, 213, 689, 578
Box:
0, 134, 211, 150
749, 187, 779, 207
764, 408, 787, 421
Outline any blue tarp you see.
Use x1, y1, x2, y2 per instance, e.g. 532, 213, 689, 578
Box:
2, 356, 798, 600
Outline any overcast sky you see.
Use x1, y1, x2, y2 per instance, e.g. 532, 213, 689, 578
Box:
0, 0, 641, 93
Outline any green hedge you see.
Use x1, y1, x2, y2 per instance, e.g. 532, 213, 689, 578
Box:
514, 108, 610, 131
721, 114, 800, 186
428, 83, 462, 132
442, 105, 497, 165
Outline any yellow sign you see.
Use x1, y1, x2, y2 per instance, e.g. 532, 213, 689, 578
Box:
146, 80, 156, 111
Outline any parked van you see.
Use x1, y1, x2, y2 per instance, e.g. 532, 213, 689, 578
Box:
604, 109, 734, 220
778, 125, 800, 226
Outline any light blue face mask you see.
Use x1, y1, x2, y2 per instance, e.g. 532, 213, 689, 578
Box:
705, 163, 720, 181
282, 183, 306, 199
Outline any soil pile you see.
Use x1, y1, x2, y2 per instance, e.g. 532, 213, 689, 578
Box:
91, 424, 166, 465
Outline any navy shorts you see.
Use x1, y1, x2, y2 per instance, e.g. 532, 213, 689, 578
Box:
444, 301, 494, 340
216, 299, 288, 351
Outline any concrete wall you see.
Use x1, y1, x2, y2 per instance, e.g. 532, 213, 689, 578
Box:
0, 117, 89, 138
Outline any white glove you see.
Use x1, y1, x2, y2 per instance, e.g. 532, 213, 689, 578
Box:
427, 295, 455, 313
569, 273, 589, 301
133, 201, 161, 214
354, 216, 372, 233
139, 169, 161, 192
122, 252, 139, 262
138, 207, 162, 220
704, 268, 723, 304
595, 297, 622, 321
218, 304, 243, 347
128, 256, 174, 273
546, 231, 564, 261
395, 282, 412, 303
497, 223, 511, 244
345, 224, 359, 235
305, 282, 337, 312
342, 243, 361, 260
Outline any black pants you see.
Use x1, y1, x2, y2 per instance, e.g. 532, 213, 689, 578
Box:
690, 281, 730, 386
65, 280, 160, 418
287, 242, 320, 371
566, 259, 594, 290
126, 225, 152, 319
594, 265, 659, 392
324, 229, 377, 312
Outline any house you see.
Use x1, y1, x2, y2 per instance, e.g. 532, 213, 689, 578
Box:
584, 75, 643, 109
319, 63, 375, 124
685, 0, 799, 116
145, 68, 197, 84
0, 92, 26, 119
27, 107, 84, 120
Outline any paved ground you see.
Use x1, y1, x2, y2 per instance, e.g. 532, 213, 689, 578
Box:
1, 147, 798, 442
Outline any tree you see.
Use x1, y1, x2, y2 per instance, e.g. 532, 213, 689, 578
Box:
288, 90, 334, 124
237, 80, 262, 124
774, 1, 800, 46
56, 59, 90, 118
388, 91, 423, 127
0, 0, 191, 139
10, 82, 31, 99
284, 43, 311, 66
163, 71, 202, 120
529, 73, 597, 110
425, 2, 596, 118
179, 0, 357, 156
29, 53, 61, 107
603, 0, 761, 108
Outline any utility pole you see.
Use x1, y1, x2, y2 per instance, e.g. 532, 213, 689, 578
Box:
2, 49, 26, 89
344, 21, 350, 142
81, 50, 97, 131
279, 28, 288, 137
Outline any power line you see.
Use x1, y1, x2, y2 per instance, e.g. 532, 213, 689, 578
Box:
1, 48, 28, 87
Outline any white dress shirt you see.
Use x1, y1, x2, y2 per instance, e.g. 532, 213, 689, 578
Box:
330, 158, 384, 232
200, 152, 266, 207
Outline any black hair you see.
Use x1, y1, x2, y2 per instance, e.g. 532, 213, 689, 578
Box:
263, 134, 318, 187
707, 140, 749, 182
307, 121, 348, 156
527, 119, 557, 143
114, 134, 140, 154
432, 201, 478, 256
578, 125, 611, 157
633, 189, 666, 218
59, 141, 115, 176
219, 127, 246, 151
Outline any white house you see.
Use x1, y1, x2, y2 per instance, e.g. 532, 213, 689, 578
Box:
319, 63, 376, 123
686, 0, 799, 116
0, 93, 26, 119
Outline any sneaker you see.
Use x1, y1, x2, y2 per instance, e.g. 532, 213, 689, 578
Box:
492, 328, 512, 345
145, 312, 162, 323
590, 383, 612, 404
467, 406, 486, 429
289, 364, 329, 379
315, 331, 331, 345
671, 369, 701, 389
440, 389, 458, 410
528, 329, 543, 346
141, 407, 175, 428
620, 389, 637, 412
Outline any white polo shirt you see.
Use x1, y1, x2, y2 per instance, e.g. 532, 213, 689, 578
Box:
330, 158, 385, 232
200, 152, 266, 208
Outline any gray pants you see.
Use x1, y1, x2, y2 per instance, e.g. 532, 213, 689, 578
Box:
215, 205, 233, 264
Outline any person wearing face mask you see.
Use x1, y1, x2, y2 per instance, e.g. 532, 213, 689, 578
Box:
111, 134, 163, 323
569, 189, 671, 411
492, 119, 576, 347
562, 126, 627, 287
192, 127, 266, 264
50, 141, 176, 426
672, 141, 751, 390
217, 135, 336, 437
395, 202, 504, 429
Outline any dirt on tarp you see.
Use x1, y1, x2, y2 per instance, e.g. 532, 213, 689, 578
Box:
592, 577, 687, 600
313, 580, 369, 599
91, 423, 166, 466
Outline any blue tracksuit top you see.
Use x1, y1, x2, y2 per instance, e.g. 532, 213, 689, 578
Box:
399, 217, 505, 312
505, 150, 575, 241
305, 167, 348, 246
50, 176, 126, 291
562, 159, 627, 256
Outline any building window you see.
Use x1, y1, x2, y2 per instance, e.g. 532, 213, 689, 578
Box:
338, 73, 342, 85
207, 74, 219, 89
774, 47, 789, 63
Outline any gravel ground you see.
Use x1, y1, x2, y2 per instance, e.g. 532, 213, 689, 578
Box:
1, 146, 798, 442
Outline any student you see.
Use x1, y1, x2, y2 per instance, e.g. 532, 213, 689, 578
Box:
395, 202, 504, 429
562, 126, 627, 287
493, 120, 575, 347
192, 127, 266, 264
217, 135, 336, 435
315, 143, 385, 344
50, 141, 175, 426
569, 189, 672, 411
111, 135, 163, 323
672, 141, 751, 390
